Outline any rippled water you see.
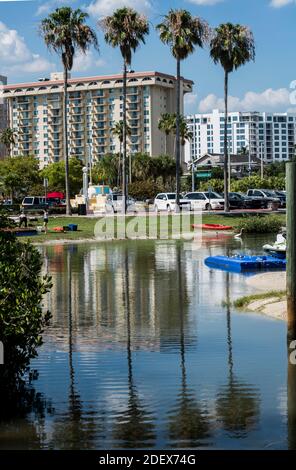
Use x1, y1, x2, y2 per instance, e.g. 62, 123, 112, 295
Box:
1, 235, 295, 449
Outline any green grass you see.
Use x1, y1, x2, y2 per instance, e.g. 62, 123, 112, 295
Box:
234, 290, 286, 309
19, 212, 286, 243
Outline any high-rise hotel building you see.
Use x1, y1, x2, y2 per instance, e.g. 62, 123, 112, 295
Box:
2, 71, 193, 168
185, 108, 296, 164
0, 75, 8, 159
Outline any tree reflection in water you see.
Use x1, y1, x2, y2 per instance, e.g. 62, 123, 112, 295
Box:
288, 348, 296, 449
49, 248, 102, 449
168, 244, 211, 448
215, 271, 261, 438
112, 248, 156, 448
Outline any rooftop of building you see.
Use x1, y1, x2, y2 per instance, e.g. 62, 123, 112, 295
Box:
3, 70, 194, 91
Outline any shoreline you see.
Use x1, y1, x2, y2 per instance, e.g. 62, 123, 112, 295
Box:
238, 273, 287, 321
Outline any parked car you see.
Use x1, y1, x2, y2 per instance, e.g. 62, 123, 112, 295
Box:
273, 190, 286, 208
184, 192, 224, 211
21, 196, 49, 211
105, 193, 136, 213
154, 193, 191, 212
246, 189, 281, 210
224, 192, 266, 210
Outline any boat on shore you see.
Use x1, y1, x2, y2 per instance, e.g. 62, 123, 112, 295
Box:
192, 223, 234, 232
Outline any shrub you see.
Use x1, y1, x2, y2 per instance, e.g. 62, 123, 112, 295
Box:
0, 216, 52, 384
128, 180, 164, 200
237, 215, 284, 233
230, 175, 285, 193
199, 178, 224, 193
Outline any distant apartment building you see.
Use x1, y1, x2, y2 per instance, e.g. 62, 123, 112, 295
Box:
0, 75, 8, 159
185, 109, 296, 164
3, 71, 193, 168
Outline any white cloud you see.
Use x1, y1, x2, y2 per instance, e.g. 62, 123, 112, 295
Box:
86, 0, 152, 18
198, 88, 291, 113
36, 0, 75, 17
186, 0, 223, 5
184, 93, 198, 113
72, 50, 105, 72
270, 0, 295, 7
0, 21, 55, 74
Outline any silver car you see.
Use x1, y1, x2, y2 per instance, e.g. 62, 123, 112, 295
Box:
105, 193, 136, 213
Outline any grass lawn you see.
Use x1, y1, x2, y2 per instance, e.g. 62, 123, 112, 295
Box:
20, 212, 287, 243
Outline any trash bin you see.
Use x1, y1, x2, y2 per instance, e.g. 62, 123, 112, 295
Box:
68, 224, 78, 231
78, 204, 87, 216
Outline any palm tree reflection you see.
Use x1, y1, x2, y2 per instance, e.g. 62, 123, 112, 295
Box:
113, 249, 155, 448
215, 272, 260, 438
168, 244, 211, 448
50, 248, 99, 449
288, 347, 296, 449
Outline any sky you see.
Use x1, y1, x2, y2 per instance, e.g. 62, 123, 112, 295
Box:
0, 0, 296, 115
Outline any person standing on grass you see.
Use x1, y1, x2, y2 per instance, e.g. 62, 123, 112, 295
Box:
19, 209, 27, 228
43, 209, 49, 233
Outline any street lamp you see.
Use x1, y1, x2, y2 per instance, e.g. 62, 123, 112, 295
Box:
82, 166, 88, 209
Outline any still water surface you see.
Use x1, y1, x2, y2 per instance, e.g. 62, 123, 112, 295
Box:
1, 235, 295, 449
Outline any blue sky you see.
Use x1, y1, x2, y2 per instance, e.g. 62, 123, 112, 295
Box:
0, 0, 296, 114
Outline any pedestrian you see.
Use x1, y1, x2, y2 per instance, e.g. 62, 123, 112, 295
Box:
19, 210, 27, 228
43, 209, 49, 233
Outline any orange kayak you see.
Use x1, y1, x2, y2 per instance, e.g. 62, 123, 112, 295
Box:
192, 223, 233, 231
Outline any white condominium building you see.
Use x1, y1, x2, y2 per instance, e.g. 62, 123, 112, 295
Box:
2, 71, 193, 168
185, 108, 296, 164
0, 75, 8, 159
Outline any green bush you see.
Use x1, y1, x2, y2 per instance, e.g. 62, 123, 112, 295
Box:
230, 175, 285, 193
199, 178, 225, 193
128, 180, 164, 200
0, 216, 52, 384
237, 215, 284, 233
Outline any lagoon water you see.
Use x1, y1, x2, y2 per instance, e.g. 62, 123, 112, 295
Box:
1, 235, 295, 449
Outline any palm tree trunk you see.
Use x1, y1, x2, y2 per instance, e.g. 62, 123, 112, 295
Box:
165, 132, 167, 155
122, 61, 127, 215
224, 71, 229, 213
63, 66, 71, 216
175, 58, 181, 214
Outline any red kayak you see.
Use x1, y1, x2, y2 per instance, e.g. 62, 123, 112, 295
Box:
192, 223, 233, 231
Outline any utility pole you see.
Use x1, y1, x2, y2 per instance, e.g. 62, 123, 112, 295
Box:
191, 160, 195, 192
260, 142, 264, 180
287, 157, 296, 342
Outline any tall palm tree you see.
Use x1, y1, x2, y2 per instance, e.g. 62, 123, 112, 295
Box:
100, 8, 149, 214
0, 128, 15, 157
210, 23, 255, 212
111, 120, 131, 186
157, 10, 208, 213
40, 7, 98, 215
158, 113, 175, 155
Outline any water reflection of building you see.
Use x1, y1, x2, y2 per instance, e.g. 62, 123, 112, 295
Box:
41, 242, 196, 352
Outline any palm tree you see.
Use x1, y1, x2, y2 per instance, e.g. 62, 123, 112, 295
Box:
210, 23, 255, 212
40, 7, 98, 215
100, 8, 149, 214
111, 120, 131, 186
0, 128, 15, 157
157, 10, 208, 212
158, 113, 175, 155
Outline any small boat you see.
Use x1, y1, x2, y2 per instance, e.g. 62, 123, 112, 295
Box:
192, 223, 233, 231
263, 233, 286, 259
205, 254, 286, 273
0, 227, 38, 237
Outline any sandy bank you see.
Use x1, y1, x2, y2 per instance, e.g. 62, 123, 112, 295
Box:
243, 272, 287, 321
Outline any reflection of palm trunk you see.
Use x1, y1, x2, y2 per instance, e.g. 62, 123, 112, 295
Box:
288, 352, 296, 449
67, 249, 81, 423
226, 272, 234, 383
